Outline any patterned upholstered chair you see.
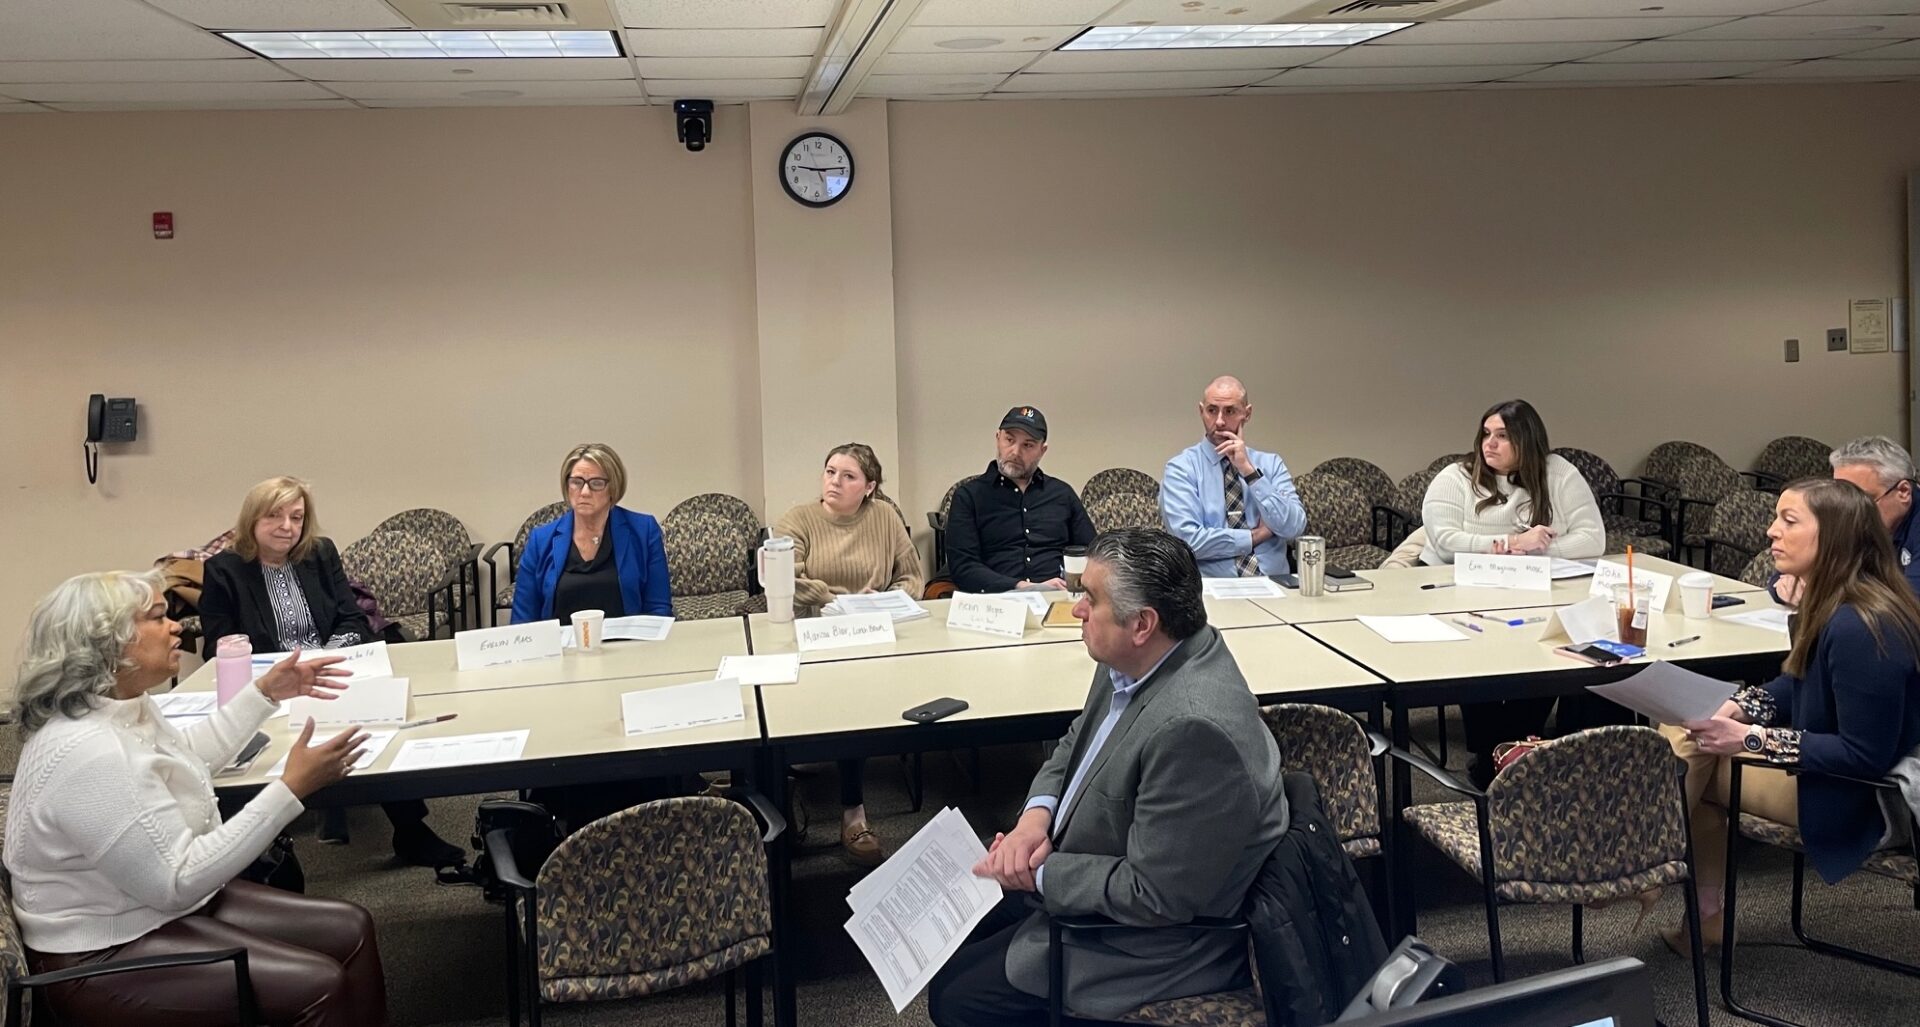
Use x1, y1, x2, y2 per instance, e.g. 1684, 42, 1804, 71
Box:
663, 494, 765, 622
341, 530, 457, 641
1082, 467, 1160, 506
1750, 435, 1831, 491
1553, 446, 1673, 558
484, 794, 783, 1027
1, 780, 264, 1026
1703, 490, 1777, 580
1380, 465, 1442, 545
483, 501, 569, 627
1294, 470, 1390, 572
1384, 726, 1709, 1026
1426, 452, 1471, 474
1739, 549, 1776, 590
927, 473, 983, 580
869, 489, 911, 534
375, 508, 480, 631
1310, 457, 1398, 548
1719, 757, 1920, 1027
1086, 491, 1162, 534
1261, 704, 1390, 932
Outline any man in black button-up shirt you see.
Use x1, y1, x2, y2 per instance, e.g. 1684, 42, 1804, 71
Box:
947, 406, 1098, 594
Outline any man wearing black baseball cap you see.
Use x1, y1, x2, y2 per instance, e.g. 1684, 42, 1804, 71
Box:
945, 406, 1096, 593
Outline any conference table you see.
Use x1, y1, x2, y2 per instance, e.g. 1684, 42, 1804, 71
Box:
169, 555, 1784, 1027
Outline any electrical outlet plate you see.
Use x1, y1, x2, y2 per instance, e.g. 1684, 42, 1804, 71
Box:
1785, 339, 1800, 363
1828, 328, 1848, 351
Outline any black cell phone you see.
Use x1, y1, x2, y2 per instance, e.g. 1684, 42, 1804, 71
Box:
903, 697, 968, 724
1555, 643, 1627, 668
1326, 567, 1357, 580
1712, 594, 1746, 609
1271, 573, 1301, 589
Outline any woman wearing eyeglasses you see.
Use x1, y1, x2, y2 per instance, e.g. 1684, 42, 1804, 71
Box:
510, 443, 672, 625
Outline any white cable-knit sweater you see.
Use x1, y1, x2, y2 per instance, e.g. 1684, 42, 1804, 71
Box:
3, 684, 303, 953
1419, 454, 1607, 566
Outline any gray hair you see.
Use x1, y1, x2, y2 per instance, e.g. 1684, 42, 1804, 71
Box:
1086, 528, 1208, 640
1831, 436, 1917, 489
13, 570, 164, 736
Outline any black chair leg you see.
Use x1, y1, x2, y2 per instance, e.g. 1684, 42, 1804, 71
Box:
1435, 706, 1449, 766
1787, 851, 1920, 977
900, 752, 924, 813
725, 967, 737, 1027
746, 958, 765, 1027
1571, 904, 1585, 965
1482, 883, 1507, 982
504, 894, 522, 1027
1682, 877, 1709, 1027
1720, 763, 1802, 1027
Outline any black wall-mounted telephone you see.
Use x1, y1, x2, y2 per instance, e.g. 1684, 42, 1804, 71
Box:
84, 394, 138, 484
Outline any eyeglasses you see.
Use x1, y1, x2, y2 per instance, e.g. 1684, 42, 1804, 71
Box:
1878, 480, 1913, 502
566, 477, 609, 493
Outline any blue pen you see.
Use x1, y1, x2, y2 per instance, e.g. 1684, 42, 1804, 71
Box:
1469, 612, 1546, 627
1450, 617, 1483, 634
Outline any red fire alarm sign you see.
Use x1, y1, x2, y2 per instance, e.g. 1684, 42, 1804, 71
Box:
152, 212, 173, 240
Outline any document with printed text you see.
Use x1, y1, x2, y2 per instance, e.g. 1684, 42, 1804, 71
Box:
845, 806, 1002, 1012
388, 729, 530, 772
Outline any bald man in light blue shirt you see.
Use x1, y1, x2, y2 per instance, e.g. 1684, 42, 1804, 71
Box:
1160, 375, 1307, 576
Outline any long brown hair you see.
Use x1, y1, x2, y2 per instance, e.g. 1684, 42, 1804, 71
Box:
1461, 399, 1553, 527
1784, 477, 1920, 677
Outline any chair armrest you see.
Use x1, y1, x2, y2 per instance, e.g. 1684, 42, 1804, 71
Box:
928, 512, 947, 531
481, 539, 516, 576
719, 786, 789, 844
1741, 471, 1785, 492
483, 827, 537, 891
1372, 505, 1414, 548
1052, 913, 1246, 933
1369, 730, 1487, 801
16, 946, 249, 990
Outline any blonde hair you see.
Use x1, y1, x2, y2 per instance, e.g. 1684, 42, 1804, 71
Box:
825, 443, 883, 503
13, 570, 165, 735
560, 443, 628, 504
233, 476, 321, 564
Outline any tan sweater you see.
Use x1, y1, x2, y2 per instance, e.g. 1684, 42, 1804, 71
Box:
775, 500, 925, 615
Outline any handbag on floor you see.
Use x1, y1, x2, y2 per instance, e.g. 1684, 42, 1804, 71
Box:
237, 833, 305, 893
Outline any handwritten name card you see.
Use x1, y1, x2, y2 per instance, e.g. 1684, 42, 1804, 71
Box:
946, 594, 1030, 640
1454, 553, 1552, 591
1588, 561, 1675, 612
796, 612, 896, 653
454, 621, 563, 670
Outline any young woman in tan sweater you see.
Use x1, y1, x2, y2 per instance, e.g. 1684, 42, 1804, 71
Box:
774, 443, 924, 866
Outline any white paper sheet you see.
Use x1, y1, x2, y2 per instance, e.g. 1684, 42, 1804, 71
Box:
560, 615, 675, 648
990, 592, 1055, 617
249, 640, 395, 682
1586, 662, 1738, 726
1723, 608, 1792, 634
844, 806, 1003, 1012
717, 654, 801, 685
823, 590, 931, 622
1551, 558, 1597, 579
1201, 577, 1288, 599
621, 678, 746, 736
285, 676, 410, 727
388, 729, 530, 772
152, 692, 218, 718
265, 729, 397, 777
1356, 615, 1470, 643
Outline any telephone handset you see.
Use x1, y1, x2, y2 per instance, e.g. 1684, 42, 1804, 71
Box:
84, 394, 138, 485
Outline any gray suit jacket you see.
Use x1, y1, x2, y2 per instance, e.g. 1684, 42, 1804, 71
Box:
1004, 624, 1289, 1018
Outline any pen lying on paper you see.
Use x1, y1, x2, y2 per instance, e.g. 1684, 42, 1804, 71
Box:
1421, 583, 1455, 590
397, 713, 458, 730
1450, 617, 1483, 634
1666, 635, 1702, 648
1468, 612, 1548, 627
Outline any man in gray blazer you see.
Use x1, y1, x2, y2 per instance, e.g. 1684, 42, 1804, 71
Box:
928, 528, 1290, 1026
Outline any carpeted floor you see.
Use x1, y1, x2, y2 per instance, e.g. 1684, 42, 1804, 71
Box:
294, 709, 1920, 1027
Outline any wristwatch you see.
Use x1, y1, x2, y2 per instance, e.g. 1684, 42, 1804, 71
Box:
1242, 467, 1265, 484
1742, 725, 1766, 754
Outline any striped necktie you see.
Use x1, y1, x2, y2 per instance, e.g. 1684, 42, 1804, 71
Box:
1222, 457, 1259, 577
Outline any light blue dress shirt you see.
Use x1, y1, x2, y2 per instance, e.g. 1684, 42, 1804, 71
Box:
1160, 439, 1308, 576
1025, 642, 1182, 893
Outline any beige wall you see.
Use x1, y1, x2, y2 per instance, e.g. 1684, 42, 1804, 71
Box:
891, 82, 1920, 526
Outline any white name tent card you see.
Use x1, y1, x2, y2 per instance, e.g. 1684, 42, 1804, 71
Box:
716, 654, 802, 686
1356, 615, 1470, 644
250, 640, 395, 683
946, 594, 1030, 640
286, 676, 410, 727
1454, 553, 1552, 592
1539, 596, 1621, 645
622, 678, 746, 737
1202, 577, 1288, 600
455, 622, 563, 670
267, 729, 397, 777
1588, 561, 1675, 612
797, 612, 897, 653
388, 729, 530, 772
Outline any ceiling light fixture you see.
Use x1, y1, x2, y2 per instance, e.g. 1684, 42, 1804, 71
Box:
220, 30, 621, 59
1060, 23, 1412, 50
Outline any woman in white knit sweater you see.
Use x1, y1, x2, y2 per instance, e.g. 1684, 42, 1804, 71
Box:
4, 570, 387, 1026
1420, 399, 1613, 787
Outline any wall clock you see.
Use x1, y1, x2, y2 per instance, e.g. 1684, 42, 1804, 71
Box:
780, 132, 853, 208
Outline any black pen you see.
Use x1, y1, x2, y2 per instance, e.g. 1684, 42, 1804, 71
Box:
1667, 635, 1701, 648
1420, 583, 1455, 590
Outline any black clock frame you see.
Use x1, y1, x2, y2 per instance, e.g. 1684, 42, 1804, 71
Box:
779, 131, 854, 209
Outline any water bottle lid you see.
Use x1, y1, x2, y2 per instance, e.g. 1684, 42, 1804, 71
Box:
763, 535, 795, 551
216, 633, 252, 657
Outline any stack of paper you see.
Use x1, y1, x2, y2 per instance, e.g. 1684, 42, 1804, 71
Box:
1202, 577, 1287, 600
1551, 559, 1597, 579
559, 614, 675, 648
1724, 608, 1791, 634
266, 729, 398, 777
824, 590, 931, 622
845, 807, 1003, 1012
388, 729, 529, 772
1356, 615, 1471, 643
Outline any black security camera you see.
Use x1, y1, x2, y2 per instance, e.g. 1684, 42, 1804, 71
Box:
674, 99, 713, 152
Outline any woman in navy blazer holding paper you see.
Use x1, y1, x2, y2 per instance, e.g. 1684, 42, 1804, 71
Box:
510, 443, 672, 625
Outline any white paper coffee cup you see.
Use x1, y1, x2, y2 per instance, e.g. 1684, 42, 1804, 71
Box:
572, 609, 605, 651
1063, 554, 1088, 574
1678, 572, 1714, 620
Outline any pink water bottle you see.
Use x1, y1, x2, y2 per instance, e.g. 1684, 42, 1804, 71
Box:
214, 634, 253, 707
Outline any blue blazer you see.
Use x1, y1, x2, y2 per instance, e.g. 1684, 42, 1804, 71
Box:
1764, 603, 1920, 883
510, 506, 672, 624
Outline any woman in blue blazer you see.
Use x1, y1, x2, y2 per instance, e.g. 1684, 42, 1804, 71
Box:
511, 443, 672, 625
1667, 477, 1920, 952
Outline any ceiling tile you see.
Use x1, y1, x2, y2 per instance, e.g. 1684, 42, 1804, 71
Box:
984, 87, 1237, 99
1742, 56, 1920, 73
914, 0, 1118, 25
1450, 0, 1808, 16
615, 0, 836, 29
1510, 59, 1788, 80
890, 26, 1083, 53
0, 59, 293, 82
1775, 0, 1920, 14
42, 99, 360, 110
281, 57, 633, 81
1311, 42, 1626, 66
1024, 46, 1342, 71
880, 92, 989, 101
639, 76, 800, 97
1102, 0, 1337, 24
361, 96, 650, 107
1000, 69, 1280, 90
1478, 79, 1700, 88
861, 72, 1009, 94
1376, 18, 1737, 43
1838, 36, 1920, 54
634, 55, 810, 77
325, 78, 643, 99
1668, 14, 1920, 38
143, 0, 408, 31
0, 79, 334, 102
1264, 64, 1546, 85
625, 27, 822, 56
1583, 38, 1889, 60
1241, 84, 1466, 93
871, 51, 1036, 74
0, 0, 246, 60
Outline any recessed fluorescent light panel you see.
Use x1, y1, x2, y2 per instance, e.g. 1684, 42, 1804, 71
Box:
221, 30, 622, 59
1061, 23, 1411, 50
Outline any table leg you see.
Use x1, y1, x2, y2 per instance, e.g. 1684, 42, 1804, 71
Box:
1389, 690, 1417, 943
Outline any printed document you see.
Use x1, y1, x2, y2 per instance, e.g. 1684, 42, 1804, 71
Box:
1201, 577, 1287, 600
388, 729, 530, 772
824, 590, 931, 622
845, 807, 1002, 1012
